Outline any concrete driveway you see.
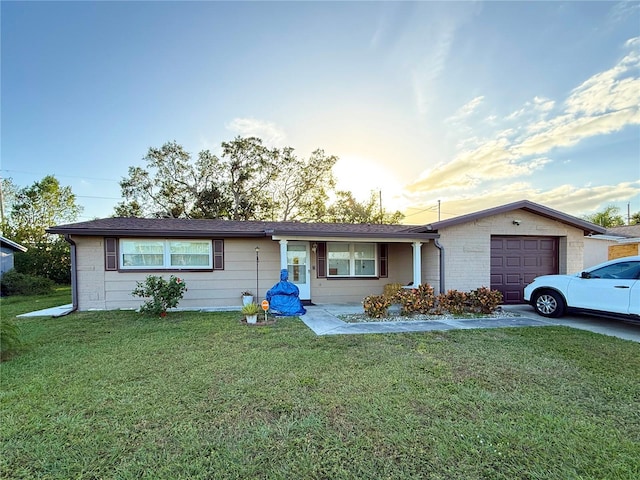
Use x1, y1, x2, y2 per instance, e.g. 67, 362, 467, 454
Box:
503, 304, 640, 343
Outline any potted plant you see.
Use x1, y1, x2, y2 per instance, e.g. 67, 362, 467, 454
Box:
241, 302, 261, 324
241, 291, 254, 306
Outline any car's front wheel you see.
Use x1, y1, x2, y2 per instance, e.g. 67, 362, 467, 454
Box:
533, 290, 565, 318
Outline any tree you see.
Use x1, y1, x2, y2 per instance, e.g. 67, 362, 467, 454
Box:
268, 147, 337, 221
323, 190, 405, 224
630, 211, 640, 225
116, 138, 339, 222
582, 205, 625, 228
7, 175, 82, 245
220, 137, 280, 220
2, 176, 82, 284
0, 177, 19, 236
116, 141, 226, 218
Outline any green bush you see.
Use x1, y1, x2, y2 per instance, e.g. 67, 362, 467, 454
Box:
1, 318, 22, 361
241, 302, 261, 315
131, 275, 187, 317
363, 294, 391, 318
0, 269, 55, 296
13, 239, 71, 284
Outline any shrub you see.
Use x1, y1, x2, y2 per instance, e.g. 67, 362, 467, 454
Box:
13, 239, 71, 284
1, 318, 22, 361
469, 286, 503, 314
437, 289, 469, 315
0, 269, 54, 296
383, 283, 402, 299
363, 294, 391, 318
394, 284, 437, 315
131, 275, 187, 317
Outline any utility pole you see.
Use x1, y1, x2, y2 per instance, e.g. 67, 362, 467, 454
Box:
438, 199, 441, 221
379, 190, 383, 224
0, 177, 4, 234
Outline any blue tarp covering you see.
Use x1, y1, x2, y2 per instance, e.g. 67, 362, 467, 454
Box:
266, 269, 307, 316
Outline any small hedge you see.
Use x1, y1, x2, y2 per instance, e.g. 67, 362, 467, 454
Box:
0, 270, 54, 296
364, 284, 503, 318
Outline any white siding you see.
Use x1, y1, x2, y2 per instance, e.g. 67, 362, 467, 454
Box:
1, 247, 16, 277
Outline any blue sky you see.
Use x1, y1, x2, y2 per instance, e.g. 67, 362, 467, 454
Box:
2, 0, 639, 224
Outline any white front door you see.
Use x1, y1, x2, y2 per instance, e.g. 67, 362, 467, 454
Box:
287, 241, 311, 300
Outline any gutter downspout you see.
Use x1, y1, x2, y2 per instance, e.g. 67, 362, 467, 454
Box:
64, 234, 79, 314
434, 238, 445, 295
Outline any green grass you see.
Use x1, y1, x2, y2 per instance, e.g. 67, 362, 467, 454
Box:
1, 291, 639, 479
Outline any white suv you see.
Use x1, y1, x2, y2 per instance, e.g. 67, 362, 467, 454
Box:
523, 256, 640, 319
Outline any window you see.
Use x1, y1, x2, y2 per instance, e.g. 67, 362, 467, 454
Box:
589, 261, 640, 280
327, 242, 376, 277
119, 239, 213, 270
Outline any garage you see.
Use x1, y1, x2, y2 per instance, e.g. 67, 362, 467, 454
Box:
490, 236, 558, 304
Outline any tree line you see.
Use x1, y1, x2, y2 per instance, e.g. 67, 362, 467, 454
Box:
114, 137, 403, 224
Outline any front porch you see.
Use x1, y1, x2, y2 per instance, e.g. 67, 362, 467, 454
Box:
272, 237, 438, 304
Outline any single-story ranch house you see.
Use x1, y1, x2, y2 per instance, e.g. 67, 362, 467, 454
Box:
47, 200, 606, 312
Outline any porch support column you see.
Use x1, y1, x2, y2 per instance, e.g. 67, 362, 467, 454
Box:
412, 242, 423, 287
279, 239, 288, 270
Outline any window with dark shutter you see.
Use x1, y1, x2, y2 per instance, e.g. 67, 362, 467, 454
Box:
105, 237, 118, 271
316, 241, 326, 278
379, 243, 388, 278
213, 239, 224, 270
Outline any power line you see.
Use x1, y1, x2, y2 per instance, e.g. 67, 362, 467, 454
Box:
76, 195, 122, 200
0, 169, 120, 183
403, 203, 440, 217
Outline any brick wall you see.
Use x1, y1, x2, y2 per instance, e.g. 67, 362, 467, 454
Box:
436, 209, 585, 292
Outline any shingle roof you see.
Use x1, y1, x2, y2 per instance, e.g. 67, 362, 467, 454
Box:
606, 225, 640, 238
47, 217, 438, 240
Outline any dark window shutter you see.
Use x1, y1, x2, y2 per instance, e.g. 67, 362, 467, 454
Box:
213, 239, 224, 270
316, 241, 326, 278
379, 243, 388, 278
105, 238, 118, 271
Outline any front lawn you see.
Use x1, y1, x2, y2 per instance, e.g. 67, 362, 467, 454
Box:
1, 294, 639, 479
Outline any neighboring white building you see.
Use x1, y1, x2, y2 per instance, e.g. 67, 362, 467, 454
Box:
0, 236, 27, 279
584, 225, 640, 267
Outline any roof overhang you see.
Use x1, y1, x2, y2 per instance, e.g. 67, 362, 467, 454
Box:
0, 236, 28, 252
271, 233, 438, 243
47, 227, 266, 238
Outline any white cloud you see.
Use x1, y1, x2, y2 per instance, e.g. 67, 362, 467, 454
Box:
225, 118, 287, 147
402, 180, 640, 224
407, 37, 640, 194
406, 138, 550, 192
514, 108, 639, 157
445, 96, 485, 124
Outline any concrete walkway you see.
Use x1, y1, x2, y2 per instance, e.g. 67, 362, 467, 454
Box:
17, 304, 74, 318
300, 303, 640, 342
